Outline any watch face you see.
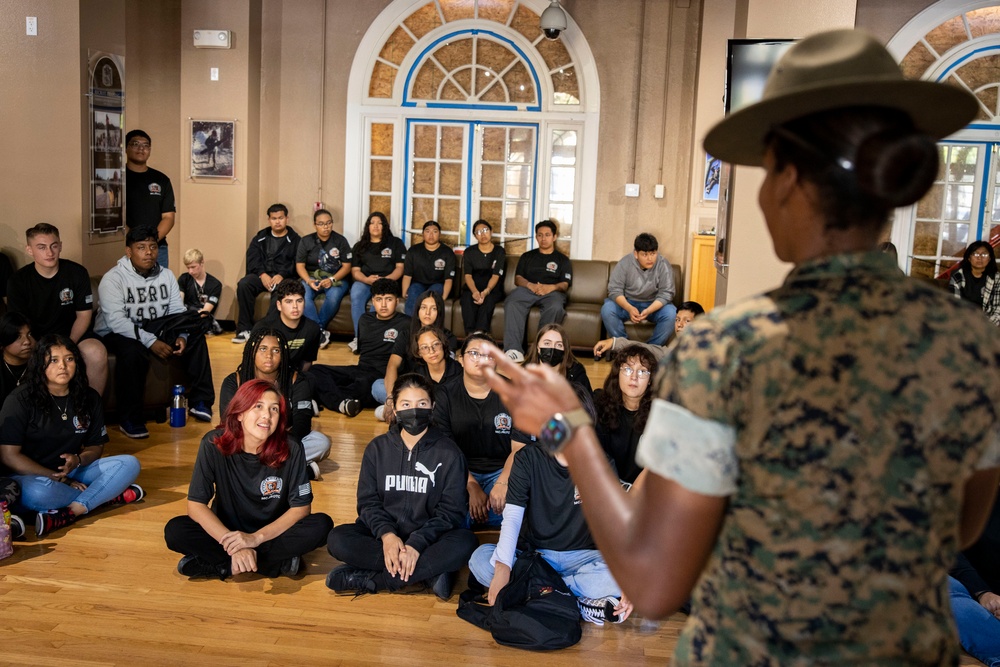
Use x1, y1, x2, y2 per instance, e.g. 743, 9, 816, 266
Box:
539, 416, 568, 450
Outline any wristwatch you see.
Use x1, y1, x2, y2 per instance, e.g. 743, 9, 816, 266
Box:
537, 408, 592, 455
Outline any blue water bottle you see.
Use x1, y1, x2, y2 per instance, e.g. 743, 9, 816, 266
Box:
169, 385, 187, 427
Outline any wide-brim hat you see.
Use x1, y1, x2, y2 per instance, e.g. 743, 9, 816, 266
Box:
704, 29, 978, 166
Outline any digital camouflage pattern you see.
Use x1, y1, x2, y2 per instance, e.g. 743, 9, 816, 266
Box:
653, 252, 1000, 665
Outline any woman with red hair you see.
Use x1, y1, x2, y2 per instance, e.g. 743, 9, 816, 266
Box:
164, 379, 332, 579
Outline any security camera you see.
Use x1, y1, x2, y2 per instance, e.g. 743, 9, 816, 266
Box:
540, 0, 567, 40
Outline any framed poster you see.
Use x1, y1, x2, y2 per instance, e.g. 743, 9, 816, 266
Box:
704, 154, 721, 202
190, 120, 235, 179
88, 52, 125, 234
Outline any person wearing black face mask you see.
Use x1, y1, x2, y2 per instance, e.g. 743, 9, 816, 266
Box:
326, 373, 476, 599
524, 323, 592, 395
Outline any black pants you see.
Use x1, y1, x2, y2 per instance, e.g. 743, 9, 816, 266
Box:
101, 333, 215, 425
164, 513, 333, 577
306, 365, 379, 410
460, 288, 504, 334
327, 521, 477, 591
235, 274, 277, 332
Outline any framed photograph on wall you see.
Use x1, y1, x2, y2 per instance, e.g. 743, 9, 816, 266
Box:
190, 120, 235, 179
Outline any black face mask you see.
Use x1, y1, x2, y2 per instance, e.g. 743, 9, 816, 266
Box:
538, 347, 565, 367
395, 407, 433, 435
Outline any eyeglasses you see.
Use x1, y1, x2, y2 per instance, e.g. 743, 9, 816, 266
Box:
464, 349, 492, 362
128, 142, 151, 150
418, 342, 443, 354
315, 221, 333, 227
971, 252, 991, 259
474, 228, 491, 235
620, 366, 651, 379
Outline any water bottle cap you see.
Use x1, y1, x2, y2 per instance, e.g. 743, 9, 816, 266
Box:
173, 385, 185, 395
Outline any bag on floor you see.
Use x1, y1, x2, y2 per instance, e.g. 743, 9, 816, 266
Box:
456, 551, 582, 650
142, 310, 212, 346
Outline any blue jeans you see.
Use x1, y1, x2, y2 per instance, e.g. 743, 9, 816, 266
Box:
950, 576, 1000, 666
303, 279, 349, 329
13, 454, 141, 513
372, 378, 387, 404
157, 244, 169, 269
350, 281, 372, 337
469, 543, 622, 599
404, 282, 443, 317
601, 298, 677, 346
465, 469, 503, 528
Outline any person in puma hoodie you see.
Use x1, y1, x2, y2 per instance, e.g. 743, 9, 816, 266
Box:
326, 373, 476, 600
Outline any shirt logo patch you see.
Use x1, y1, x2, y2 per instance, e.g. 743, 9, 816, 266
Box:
329, 248, 340, 259
59, 288, 74, 305
494, 412, 512, 434
546, 261, 557, 273
260, 476, 283, 499
72, 414, 90, 434
384, 328, 399, 343
414, 461, 443, 487
298, 482, 311, 497
434, 258, 446, 271
85, 294, 93, 304
573, 485, 582, 505
564, 272, 571, 280
381, 248, 393, 258
148, 183, 162, 195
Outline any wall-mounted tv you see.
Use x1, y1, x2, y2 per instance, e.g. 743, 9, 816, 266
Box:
725, 39, 795, 114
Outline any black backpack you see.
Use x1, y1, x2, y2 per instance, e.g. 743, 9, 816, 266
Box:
456, 551, 582, 650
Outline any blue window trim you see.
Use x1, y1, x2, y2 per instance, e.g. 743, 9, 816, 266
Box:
401, 29, 543, 112
938, 139, 994, 241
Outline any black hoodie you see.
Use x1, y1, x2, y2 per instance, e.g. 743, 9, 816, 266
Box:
355, 425, 468, 554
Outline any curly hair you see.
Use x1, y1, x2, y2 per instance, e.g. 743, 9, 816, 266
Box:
213, 379, 290, 469
594, 344, 658, 433
23, 334, 90, 415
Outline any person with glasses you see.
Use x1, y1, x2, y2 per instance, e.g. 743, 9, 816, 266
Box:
593, 345, 658, 486
401, 220, 456, 317
523, 323, 591, 394
459, 219, 505, 335
433, 332, 528, 527
950, 241, 1000, 327
124, 129, 174, 268
295, 209, 353, 348
375, 325, 460, 423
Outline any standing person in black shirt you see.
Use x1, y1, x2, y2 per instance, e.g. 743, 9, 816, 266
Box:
502, 220, 573, 362
524, 323, 592, 395
433, 332, 527, 527
178, 248, 223, 335
0, 312, 35, 404
460, 219, 505, 333
307, 278, 408, 417
401, 220, 456, 316
9, 223, 108, 393
295, 209, 353, 349
124, 130, 174, 268
348, 212, 406, 352
164, 379, 333, 579
326, 373, 476, 598
250, 281, 320, 373
593, 345, 658, 486
233, 204, 301, 343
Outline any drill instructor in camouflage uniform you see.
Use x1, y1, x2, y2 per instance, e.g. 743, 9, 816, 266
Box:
483, 30, 1000, 665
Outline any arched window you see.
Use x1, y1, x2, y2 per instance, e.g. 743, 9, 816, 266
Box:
345, 0, 600, 257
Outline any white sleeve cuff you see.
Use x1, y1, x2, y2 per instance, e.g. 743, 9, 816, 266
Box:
490, 504, 525, 568
976, 428, 1000, 470
635, 398, 738, 496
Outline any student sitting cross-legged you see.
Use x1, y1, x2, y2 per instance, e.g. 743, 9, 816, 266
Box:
164, 379, 333, 580
326, 373, 477, 599
250, 280, 321, 374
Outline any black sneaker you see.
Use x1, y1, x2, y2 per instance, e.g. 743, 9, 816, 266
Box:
189, 403, 213, 423
119, 420, 149, 439
428, 570, 456, 601
108, 484, 145, 506
337, 399, 361, 417
326, 565, 378, 595
35, 507, 77, 537
9, 514, 25, 540
319, 330, 331, 349
307, 461, 321, 481
280, 555, 301, 577
177, 555, 227, 580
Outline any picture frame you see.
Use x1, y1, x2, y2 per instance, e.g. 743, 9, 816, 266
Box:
190, 119, 235, 179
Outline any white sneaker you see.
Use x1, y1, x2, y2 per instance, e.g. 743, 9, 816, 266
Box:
347, 337, 358, 352
577, 596, 624, 626
231, 330, 250, 344
319, 330, 332, 349
307, 461, 321, 481
505, 349, 525, 363
374, 405, 387, 422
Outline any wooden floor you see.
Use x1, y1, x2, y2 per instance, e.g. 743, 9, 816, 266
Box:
0, 336, 687, 666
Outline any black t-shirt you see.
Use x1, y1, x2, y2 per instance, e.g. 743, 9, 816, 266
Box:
403, 243, 456, 285
0, 253, 13, 300
352, 238, 407, 277
251, 314, 321, 372
390, 328, 459, 366
0, 362, 27, 407
0, 385, 109, 472
594, 396, 643, 484
187, 429, 312, 534
433, 381, 515, 474
463, 244, 506, 292
8, 260, 94, 338
506, 443, 596, 552
410, 356, 463, 395
177, 272, 222, 312
296, 232, 353, 276
219, 373, 314, 439
358, 312, 409, 375
125, 166, 175, 243
515, 249, 573, 286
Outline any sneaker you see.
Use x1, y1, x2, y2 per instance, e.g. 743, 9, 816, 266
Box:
338, 399, 361, 417
428, 570, 456, 601
280, 555, 301, 577
505, 349, 525, 363
307, 461, 321, 481
9, 514, 25, 540
231, 330, 250, 344
374, 405, 387, 422
319, 330, 332, 349
119, 420, 149, 439
189, 403, 213, 423
35, 507, 77, 537
108, 484, 145, 506
326, 565, 378, 595
347, 337, 358, 352
177, 555, 227, 580
577, 596, 625, 626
